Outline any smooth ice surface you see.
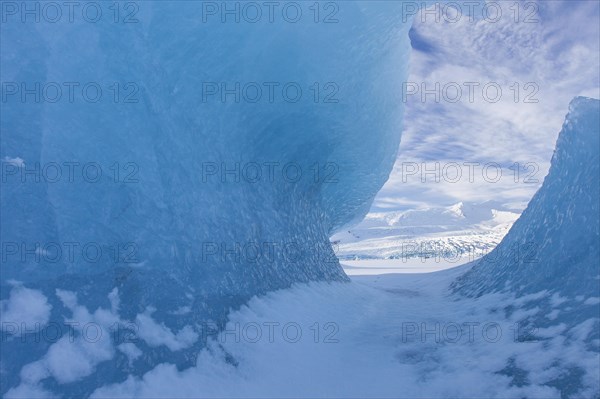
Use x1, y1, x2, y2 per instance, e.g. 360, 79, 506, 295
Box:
1, 2, 412, 396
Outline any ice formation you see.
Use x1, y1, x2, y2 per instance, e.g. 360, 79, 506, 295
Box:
455, 97, 600, 335
1, 2, 411, 395
1, 0, 598, 396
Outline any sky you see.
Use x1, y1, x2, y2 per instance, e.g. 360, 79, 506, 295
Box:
371, 0, 600, 213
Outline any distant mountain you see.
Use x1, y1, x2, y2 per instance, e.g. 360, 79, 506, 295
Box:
331, 201, 520, 261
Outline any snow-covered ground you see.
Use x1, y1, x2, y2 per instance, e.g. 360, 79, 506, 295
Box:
33, 196, 598, 398
85, 262, 599, 398
342, 257, 471, 275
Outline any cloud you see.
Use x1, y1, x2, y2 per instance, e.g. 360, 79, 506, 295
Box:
374, 0, 599, 211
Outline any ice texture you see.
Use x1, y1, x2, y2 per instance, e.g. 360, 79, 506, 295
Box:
1, 2, 412, 395
455, 97, 600, 330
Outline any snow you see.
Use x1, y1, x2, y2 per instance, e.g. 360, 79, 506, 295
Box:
331, 201, 520, 261
87, 268, 598, 398
117, 343, 142, 365
341, 258, 472, 275
14, 289, 119, 387
1, 3, 414, 393
91, 97, 598, 397
0, 283, 52, 335
456, 97, 600, 301
1, 156, 25, 168
1, 0, 598, 396
135, 308, 198, 351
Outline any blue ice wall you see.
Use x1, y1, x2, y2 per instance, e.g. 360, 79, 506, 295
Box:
1, 2, 412, 283
1, 2, 413, 395
455, 97, 600, 326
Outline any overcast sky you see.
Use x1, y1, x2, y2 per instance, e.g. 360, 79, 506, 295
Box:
371, 0, 600, 213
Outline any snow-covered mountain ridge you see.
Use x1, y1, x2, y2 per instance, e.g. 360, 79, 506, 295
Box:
331, 200, 520, 261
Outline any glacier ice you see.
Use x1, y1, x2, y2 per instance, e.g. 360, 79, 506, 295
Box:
1, 2, 412, 395
449, 98, 600, 396
455, 97, 600, 336
2, 0, 599, 396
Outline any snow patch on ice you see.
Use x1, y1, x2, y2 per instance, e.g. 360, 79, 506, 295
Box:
135, 308, 198, 351
2, 156, 25, 168
1, 283, 52, 334
90, 270, 599, 398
